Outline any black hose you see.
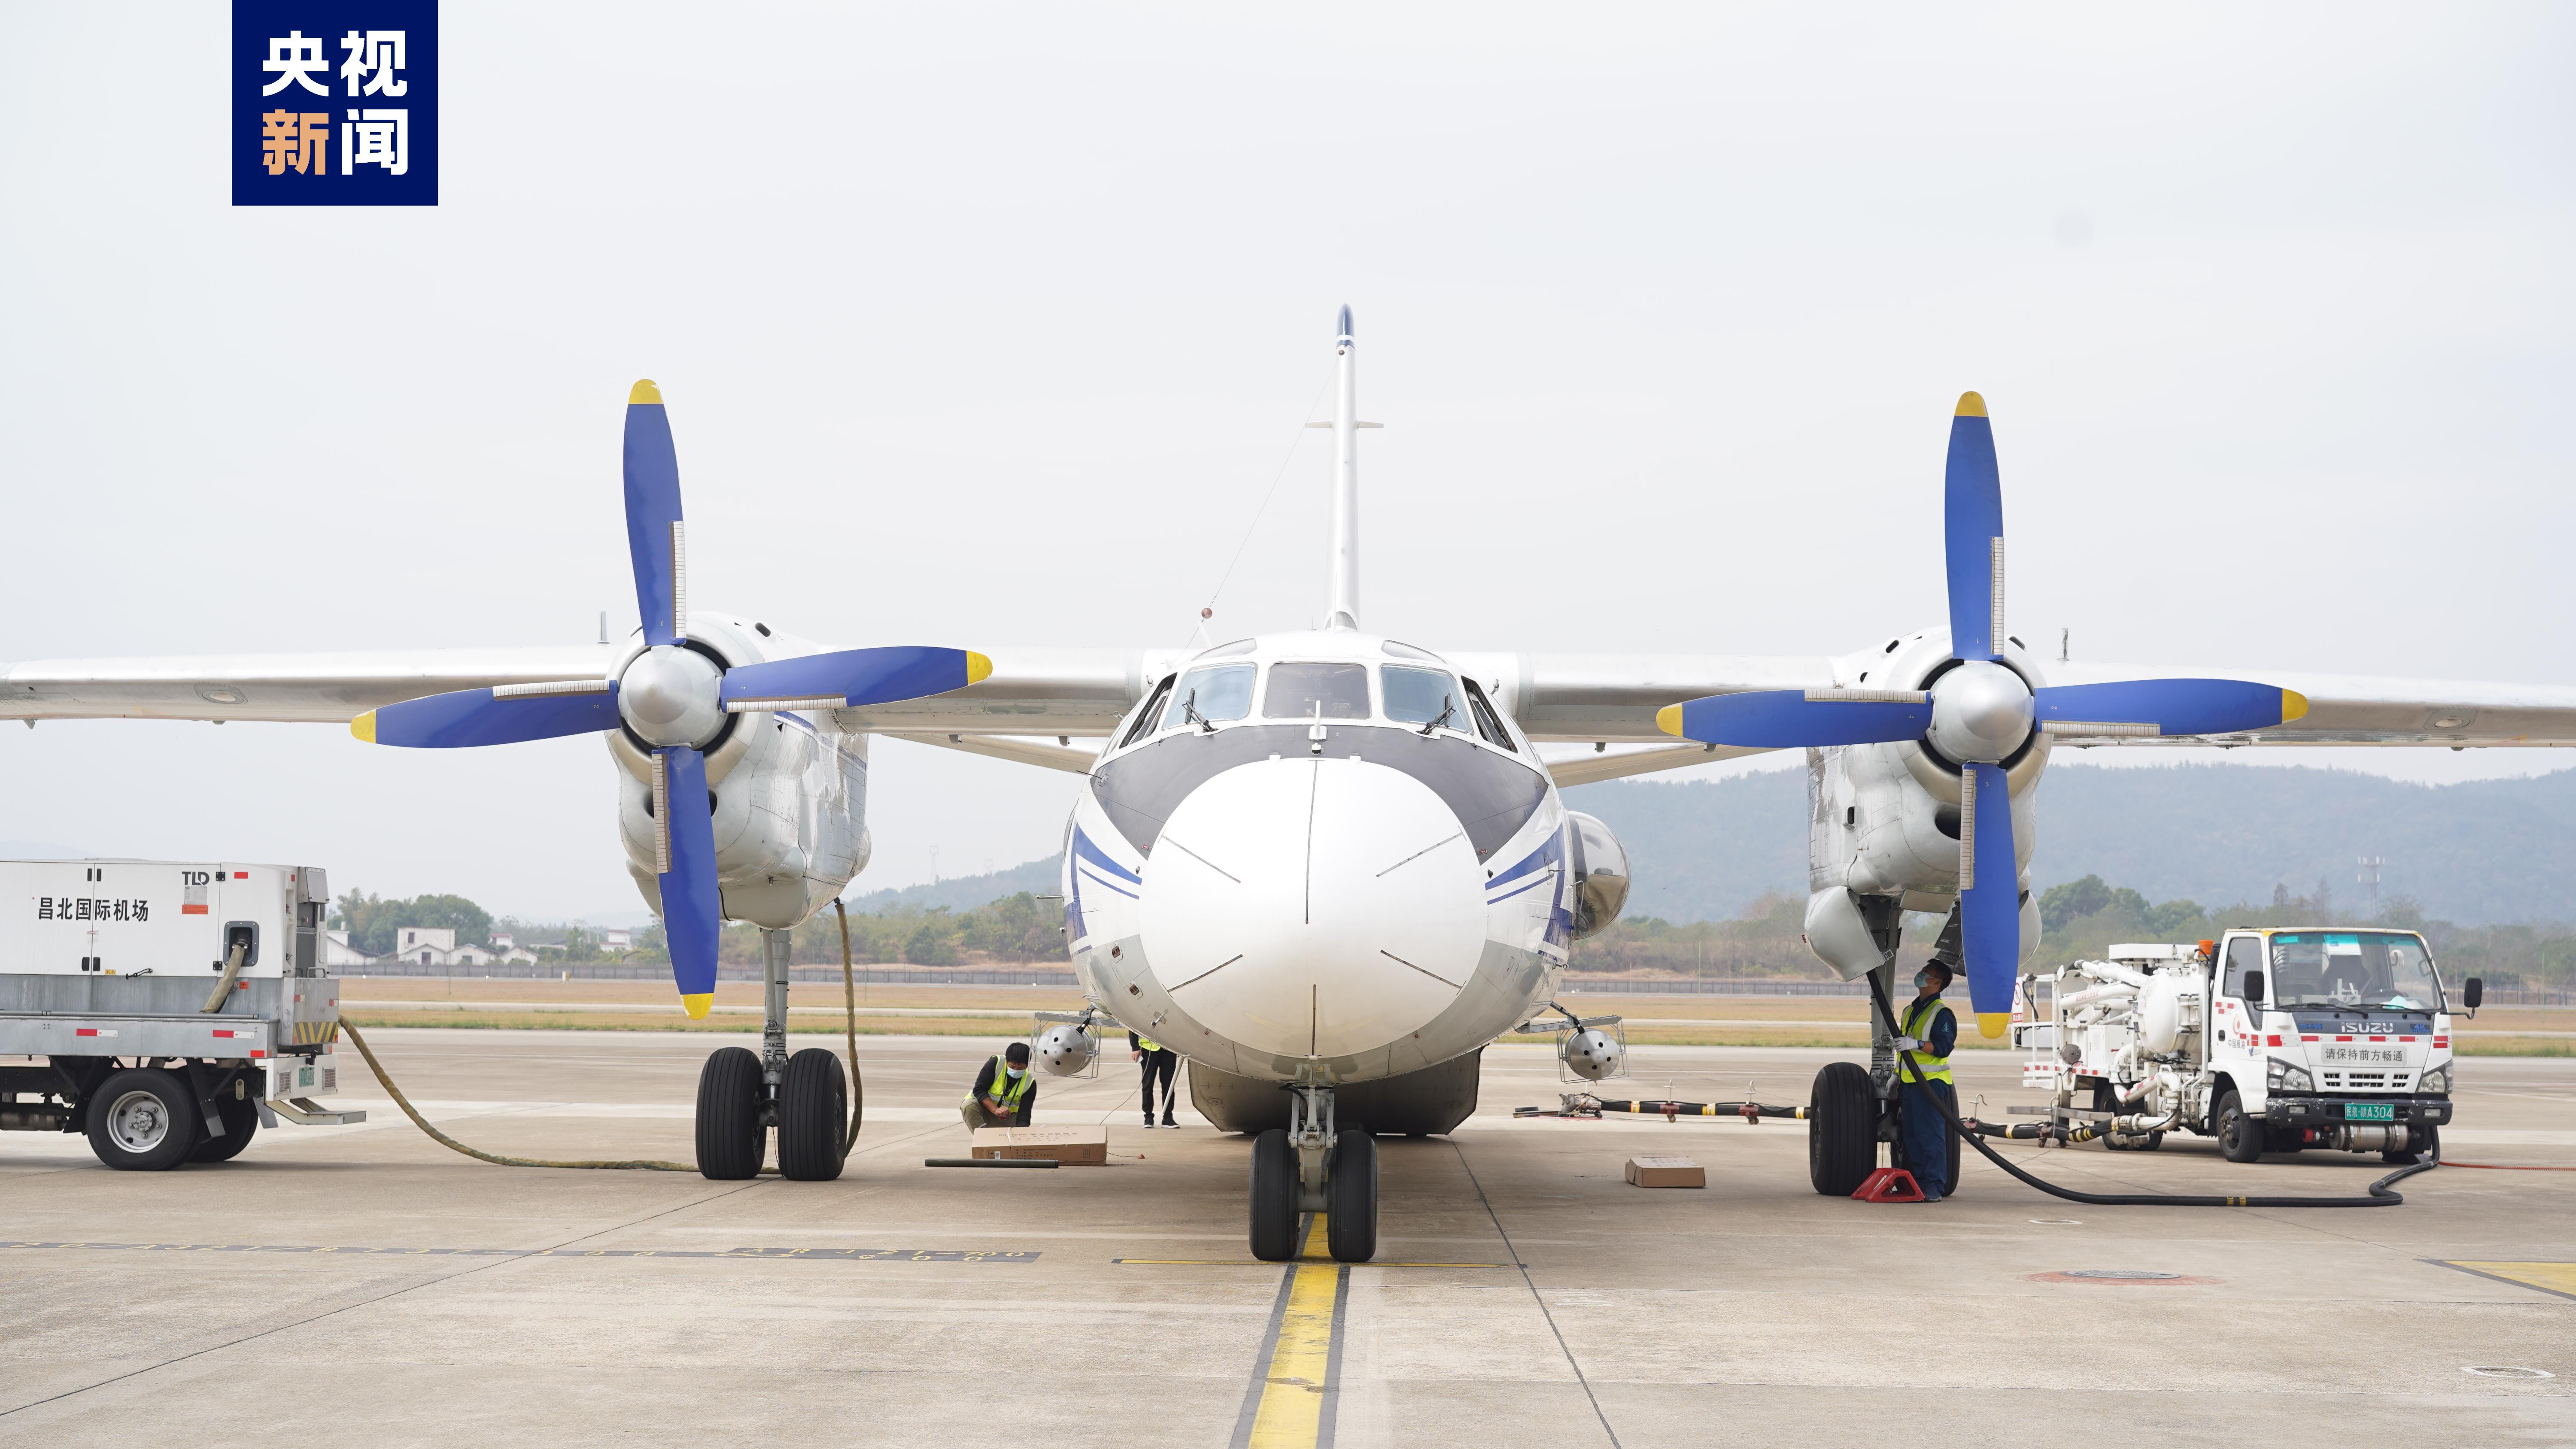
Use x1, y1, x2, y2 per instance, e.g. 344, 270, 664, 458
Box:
1865, 973, 2433, 1209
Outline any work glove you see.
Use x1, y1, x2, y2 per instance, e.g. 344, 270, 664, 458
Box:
1894, 1035, 1921, 1051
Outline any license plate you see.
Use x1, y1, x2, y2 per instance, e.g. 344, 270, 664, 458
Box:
2345, 1102, 2396, 1122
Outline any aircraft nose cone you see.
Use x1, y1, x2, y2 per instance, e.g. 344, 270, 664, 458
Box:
619, 645, 724, 746
1139, 755, 1487, 1063
1929, 659, 2033, 763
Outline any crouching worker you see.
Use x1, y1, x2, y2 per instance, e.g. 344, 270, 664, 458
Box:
960, 1041, 1039, 1130
1895, 961, 1959, 1203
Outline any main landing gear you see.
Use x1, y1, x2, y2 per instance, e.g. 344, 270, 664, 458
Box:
1249, 1083, 1377, 1263
696, 927, 851, 1182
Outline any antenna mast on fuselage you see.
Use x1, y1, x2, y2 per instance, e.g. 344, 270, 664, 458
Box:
1326, 305, 1362, 630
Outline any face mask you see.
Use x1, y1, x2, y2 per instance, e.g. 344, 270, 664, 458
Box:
1005, 1066, 1025, 1079
1914, 971, 1936, 990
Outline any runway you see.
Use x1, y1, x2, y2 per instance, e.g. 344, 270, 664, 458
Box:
4, 1030, 2572, 1447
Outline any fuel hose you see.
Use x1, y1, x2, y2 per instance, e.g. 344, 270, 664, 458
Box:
341, 914, 871, 1173
1868, 974, 2436, 1208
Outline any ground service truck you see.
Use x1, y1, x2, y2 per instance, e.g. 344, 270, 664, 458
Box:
2014, 928, 2472, 1164
0, 860, 361, 1170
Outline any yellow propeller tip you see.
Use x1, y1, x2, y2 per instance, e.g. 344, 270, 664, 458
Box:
1955, 391, 1988, 418
1976, 1011, 2009, 1040
680, 992, 713, 1020
349, 710, 377, 744
629, 379, 664, 406
2281, 688, 2309, 724
1656, 703, 1685, 737
965, 652, 993, 685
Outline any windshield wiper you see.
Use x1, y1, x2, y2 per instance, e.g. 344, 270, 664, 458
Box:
1419, 694, 1456, 737
1182, 689, 1215, 734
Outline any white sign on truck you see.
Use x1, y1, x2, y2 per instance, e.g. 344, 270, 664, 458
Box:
0, 859, 361, 1170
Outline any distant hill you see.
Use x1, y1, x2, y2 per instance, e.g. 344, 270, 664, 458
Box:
1566, 763, 2576, 928
846, 856, 1058, 914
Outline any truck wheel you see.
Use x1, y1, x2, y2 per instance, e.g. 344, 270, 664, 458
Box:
1326, 1130, 1378, 1263
2093, 1084, 2136, 1151
775, 1048, 848, 1182
2215, 1090, 2264, 1163
85, 1068, 201, 1172
2385, 1123, 2438, 1165
1807, 1061, 1876, 1196
694, 1047, 767, 1180
190, 1087, 261, 1164
1249, 1128, 1299, 1262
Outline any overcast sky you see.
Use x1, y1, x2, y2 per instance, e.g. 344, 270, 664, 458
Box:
2, 5, 2570, 919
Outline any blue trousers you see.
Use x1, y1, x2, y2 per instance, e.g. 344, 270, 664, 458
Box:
1899, 1080, 1955, 1198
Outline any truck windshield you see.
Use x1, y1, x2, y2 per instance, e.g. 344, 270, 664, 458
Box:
2268, 932, 2442, 1012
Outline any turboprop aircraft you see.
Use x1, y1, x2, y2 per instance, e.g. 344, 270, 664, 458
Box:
12, 308, 2576, 1261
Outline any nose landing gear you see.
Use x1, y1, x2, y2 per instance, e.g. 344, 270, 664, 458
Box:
1249, 1084, 1379, 1262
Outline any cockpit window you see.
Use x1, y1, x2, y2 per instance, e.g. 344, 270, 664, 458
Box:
1382, 666, 1461, 728
1460, 677, 1518, 753
1121, 675, 1175, 748
1159, 663, 1257, 732
1263, 662, 1371, 720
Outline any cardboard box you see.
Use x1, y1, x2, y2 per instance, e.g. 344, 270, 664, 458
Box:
971, 1125, 1109, 1165
1624, 1155, 1705, 1188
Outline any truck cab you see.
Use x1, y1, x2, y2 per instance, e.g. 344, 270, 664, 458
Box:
2208, 927, 2464, 1160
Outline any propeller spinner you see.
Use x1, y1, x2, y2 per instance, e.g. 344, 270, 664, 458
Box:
1656, 392, 2307, 1037
348, 380, 991, 1018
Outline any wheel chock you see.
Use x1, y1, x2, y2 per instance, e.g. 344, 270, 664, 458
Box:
1852, 1167, 1926, 1203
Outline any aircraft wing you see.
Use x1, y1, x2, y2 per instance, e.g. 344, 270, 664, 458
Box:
0, 646, 622, 723
0, 644, 1160, 732
2039, 661, 2576, 747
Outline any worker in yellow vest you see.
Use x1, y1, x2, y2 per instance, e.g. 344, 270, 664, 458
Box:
1131, 1029, 1179, 1128
960, 1042, 1038, 1130
1895, 961, 1959, 1202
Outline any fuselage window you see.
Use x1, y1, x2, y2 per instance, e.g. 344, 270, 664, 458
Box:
1263, 662, 1371, 720
1460, 677, 1518, 753
1159, 663, 1257, 732
1381, 666, 1461, 729
1121, 675, 1176, 748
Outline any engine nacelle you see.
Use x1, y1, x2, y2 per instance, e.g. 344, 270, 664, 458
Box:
1565, 812, 1630, 941
1562, 1028, 1625, 1081
1033, 1023, 1096, 1076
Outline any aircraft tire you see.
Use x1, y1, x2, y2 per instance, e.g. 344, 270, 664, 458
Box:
776, 1048, 848, 1182
1326, 1130, 1378, 1263
190, 1086, 261, 1164
85, 1068, 201, 1172
1249, 1128, 1298, 1262
1807, 1061, 1875, 1196
696, 1047, 768, 1180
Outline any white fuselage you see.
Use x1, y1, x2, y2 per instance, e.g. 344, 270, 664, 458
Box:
605, 613, 872, 930
1061, 630, 1572, 1086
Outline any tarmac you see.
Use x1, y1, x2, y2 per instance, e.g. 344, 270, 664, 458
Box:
3, 1029, 2572, 1447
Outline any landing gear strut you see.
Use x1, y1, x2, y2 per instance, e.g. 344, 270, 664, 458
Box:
694, 927, 849, 1180
1249, 1082, 1377, 1263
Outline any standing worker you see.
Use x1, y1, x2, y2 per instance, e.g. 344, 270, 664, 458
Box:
960, 1041, 1038, 1130
1893, 960, 1959, 1203
1131, 1029, 1178, 1128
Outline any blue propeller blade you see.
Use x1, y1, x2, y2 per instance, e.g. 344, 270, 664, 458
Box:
1944, 392, 2004, 662
1958, 761, 2019, 1037
353, 685, 620, 749
624, 380, 685, 647
718, 646, 993, 709
1659, 689, 1931, 748
2034, 679, 2308, 736
658, 745, 723, 1016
